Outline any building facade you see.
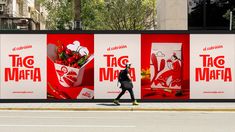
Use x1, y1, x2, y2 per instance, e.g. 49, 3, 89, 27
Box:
0, 0, 47, 30
157, 0, 188, 30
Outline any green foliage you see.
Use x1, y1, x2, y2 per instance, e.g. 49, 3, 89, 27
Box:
40, 0, 156, 30
102, 0, 156, 30
81, 0, 157, 30
81, 0, 106, 30
39, 0, 74, 30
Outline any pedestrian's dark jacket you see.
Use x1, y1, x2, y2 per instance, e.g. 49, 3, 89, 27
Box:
120, 69, 131, 82
119, 69, 133, 89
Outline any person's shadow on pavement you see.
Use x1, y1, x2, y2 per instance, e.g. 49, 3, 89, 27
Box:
97, 103, 118, 106
97, 103, 132, 106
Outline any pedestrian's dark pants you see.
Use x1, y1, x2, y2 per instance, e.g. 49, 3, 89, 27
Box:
116, 88, 135, 101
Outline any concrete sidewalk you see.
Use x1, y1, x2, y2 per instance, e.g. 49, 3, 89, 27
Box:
0, 103, 235, 111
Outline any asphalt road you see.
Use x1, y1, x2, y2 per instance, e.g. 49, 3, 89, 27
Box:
0, 110, 234, 132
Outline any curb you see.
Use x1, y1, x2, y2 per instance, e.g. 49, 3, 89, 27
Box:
0, 108, 235, 112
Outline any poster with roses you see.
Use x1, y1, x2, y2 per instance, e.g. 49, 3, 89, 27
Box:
47, 34, 94, 99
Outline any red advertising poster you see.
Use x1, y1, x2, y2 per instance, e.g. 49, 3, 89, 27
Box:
141, 34, 189, 99
47, 34, 94, 99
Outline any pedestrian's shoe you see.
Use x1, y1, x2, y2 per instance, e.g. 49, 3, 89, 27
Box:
132, 100, 139, 106
113, 100, 120, 105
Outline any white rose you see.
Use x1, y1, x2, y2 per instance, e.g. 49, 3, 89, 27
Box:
77, 46, 89, 56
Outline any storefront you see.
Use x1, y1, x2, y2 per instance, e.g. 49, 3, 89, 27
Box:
0, 17, 36, 30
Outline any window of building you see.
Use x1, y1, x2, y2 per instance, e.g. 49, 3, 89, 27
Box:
188, 0, 204, 29
188, 0, 235, 30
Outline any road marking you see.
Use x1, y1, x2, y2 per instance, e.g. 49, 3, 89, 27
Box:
0, 125, 136, 128
0, 110, 234, 114
1, 107, 235, 112
0, 116, 96, 119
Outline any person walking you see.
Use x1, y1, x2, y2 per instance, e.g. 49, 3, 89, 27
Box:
114, 63, 139, 105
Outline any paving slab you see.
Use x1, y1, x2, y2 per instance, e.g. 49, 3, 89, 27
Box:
0, 103, 235, 111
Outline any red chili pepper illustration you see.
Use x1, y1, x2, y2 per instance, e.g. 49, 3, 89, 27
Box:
47, 82, 68, 99
150, 53, 165, 85
144, 92, 157, 97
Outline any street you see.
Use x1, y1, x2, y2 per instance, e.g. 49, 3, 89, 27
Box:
0, 110, 233, 132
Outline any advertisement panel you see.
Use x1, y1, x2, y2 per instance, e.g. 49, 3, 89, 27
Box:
0, 33, 235, 100
190, 34, 235, 99
47, 34, 94, 99
141, 34, 190, 99
94, 34, 141, 99
0, 34, 47, 99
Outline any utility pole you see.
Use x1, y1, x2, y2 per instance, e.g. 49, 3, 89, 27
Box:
229, 0, 234, 31
230, 11, 233, 31
74, 0, 81, 30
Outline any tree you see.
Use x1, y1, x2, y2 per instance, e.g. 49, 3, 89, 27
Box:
40, 0, 157, 30
39, 0, 74, 30
102, 0, 156, 30
81, 0, 106, 30
81, 0, 156, 30
74, 0, 81, 30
